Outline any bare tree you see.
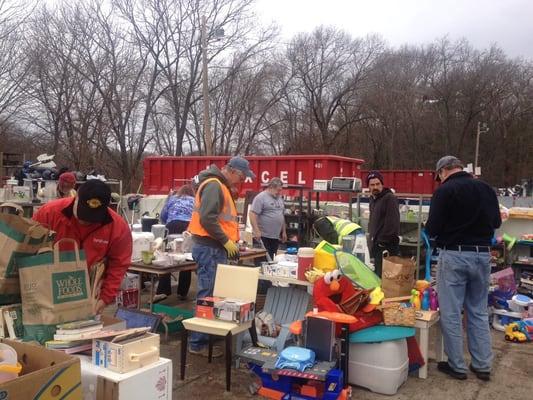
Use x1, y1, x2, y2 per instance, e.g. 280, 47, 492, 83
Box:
114, 0, 277, 155
286, 27, 383, 152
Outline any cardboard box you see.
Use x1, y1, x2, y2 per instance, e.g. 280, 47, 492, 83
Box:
115, 288, 140, 309
0, 339, 81, 400
79, 355, 172, 400
120, 273, 140, 290
93, 333, 160, 374
0, 304, 23, 339
214, 298, 255, 323
195, 296, 223, 319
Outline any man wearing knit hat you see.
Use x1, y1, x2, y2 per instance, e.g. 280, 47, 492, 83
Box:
366, 171, 400, 277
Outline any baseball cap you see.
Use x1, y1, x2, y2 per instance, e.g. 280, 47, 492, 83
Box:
228, 156, 256, 180
76, 179, 111, 223
59, 172, 76, 186
435, 155, 463, 181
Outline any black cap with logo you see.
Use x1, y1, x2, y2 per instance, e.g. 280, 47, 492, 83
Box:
76, 179, 111, 223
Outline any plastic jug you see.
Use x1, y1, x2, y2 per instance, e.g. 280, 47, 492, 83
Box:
354, 234, 367, 263
297, 247, 315, 281
151, 224, 168, 240
132, 232, 154, 261
0, 343, 22, 384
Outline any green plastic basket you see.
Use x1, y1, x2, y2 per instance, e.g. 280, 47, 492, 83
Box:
152, 304, 194, 335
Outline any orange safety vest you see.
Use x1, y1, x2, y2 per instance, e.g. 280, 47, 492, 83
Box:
188, 177, 239, 242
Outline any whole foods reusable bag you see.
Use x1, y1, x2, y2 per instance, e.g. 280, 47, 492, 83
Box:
0, 202, 52, 304
18, 239, 94, 343
381, 252, 416, 298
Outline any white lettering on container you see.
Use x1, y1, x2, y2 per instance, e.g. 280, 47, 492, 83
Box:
298, 171, 306, 184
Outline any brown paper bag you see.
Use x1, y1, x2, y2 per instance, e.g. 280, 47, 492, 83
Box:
18, 238, 94, 343
381, 251, 416, 298
0, 202, 52, 304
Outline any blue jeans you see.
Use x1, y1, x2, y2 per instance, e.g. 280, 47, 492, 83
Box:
437, 249, 492, 373
189, 243, 227, 350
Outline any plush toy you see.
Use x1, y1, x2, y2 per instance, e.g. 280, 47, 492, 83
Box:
313, 269, 382, 333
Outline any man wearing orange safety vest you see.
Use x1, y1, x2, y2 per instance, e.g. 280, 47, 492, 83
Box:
187, 156, 255, 357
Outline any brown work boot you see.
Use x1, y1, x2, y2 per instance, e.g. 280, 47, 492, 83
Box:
188, 345, 223, 358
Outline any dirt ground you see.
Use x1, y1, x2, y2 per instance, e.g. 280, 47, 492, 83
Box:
122, 275, 533, 400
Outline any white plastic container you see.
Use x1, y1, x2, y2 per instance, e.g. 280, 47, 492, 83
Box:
0, 343, 20, 384
132, 232, 154, 261
348, 339, 408, 395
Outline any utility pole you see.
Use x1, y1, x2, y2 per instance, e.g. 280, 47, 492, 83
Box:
474, 121, 489, 175
201, 15, 212, 155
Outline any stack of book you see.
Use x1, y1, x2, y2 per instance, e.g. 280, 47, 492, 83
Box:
46, 319, 103, 354
45, 321, 152, 354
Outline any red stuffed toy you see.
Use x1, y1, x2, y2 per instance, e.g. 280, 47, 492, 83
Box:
313, 270, 382, 333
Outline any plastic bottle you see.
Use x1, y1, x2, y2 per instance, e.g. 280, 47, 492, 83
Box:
411, 289, 421, 310
430, 288, 439, 311
422, 289, 430, 311
354, 233, 367, 263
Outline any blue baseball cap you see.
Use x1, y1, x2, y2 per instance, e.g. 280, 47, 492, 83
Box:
228, 156, 255, 180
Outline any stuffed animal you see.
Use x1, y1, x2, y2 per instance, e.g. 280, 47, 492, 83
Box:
313, 269, 382, 333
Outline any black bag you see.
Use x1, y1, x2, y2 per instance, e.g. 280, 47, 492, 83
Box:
313, 217, 338, 244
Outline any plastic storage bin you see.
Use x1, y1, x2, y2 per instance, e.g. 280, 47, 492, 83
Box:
151, 304, 194, 337
348, 339, 408, 395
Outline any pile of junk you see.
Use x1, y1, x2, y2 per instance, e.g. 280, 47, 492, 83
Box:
13, 154, 107, 184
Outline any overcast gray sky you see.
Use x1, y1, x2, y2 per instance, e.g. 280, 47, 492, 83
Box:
254, 0, 533, 59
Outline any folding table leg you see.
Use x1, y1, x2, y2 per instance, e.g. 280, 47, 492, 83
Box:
225, 332, 233, 391
180, 329, 188, 381
149, 274, 156, 311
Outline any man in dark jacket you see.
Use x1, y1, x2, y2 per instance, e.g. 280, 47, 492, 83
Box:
426, 156, 501, 381
367, 171, 400, 277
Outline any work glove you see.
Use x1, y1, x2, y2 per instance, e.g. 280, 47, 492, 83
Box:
223, 240, 240, 259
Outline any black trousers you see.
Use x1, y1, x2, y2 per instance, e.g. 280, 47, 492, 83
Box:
259, 236, 280, 261
156, 220, 191, 297
371, 242, 400, 278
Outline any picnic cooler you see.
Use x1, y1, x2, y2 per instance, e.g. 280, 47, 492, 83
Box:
348, 339, 409, 395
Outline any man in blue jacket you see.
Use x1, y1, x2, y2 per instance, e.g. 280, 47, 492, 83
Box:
426, 156, 501, 381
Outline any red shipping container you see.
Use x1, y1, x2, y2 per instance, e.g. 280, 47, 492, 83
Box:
361, 170, 438, 194
142, 156, 438, 198
143, 155, 365, 200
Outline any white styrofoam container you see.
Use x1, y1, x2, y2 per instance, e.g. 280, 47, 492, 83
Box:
348, 339, 408, 395
79, 355, 172, 400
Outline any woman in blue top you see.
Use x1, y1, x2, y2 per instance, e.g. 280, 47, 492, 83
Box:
155, 184, 195, 301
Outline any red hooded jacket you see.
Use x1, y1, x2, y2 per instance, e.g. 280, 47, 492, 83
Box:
33, 197, 132, 305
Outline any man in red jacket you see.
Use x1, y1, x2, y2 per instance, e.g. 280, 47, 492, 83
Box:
33, 179, 132, 314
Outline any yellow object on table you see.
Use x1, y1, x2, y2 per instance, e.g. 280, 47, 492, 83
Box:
313, 248, 337, 272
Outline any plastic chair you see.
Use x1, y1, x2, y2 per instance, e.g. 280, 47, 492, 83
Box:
180, 264, 259, 392
237, 286, 311, 354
